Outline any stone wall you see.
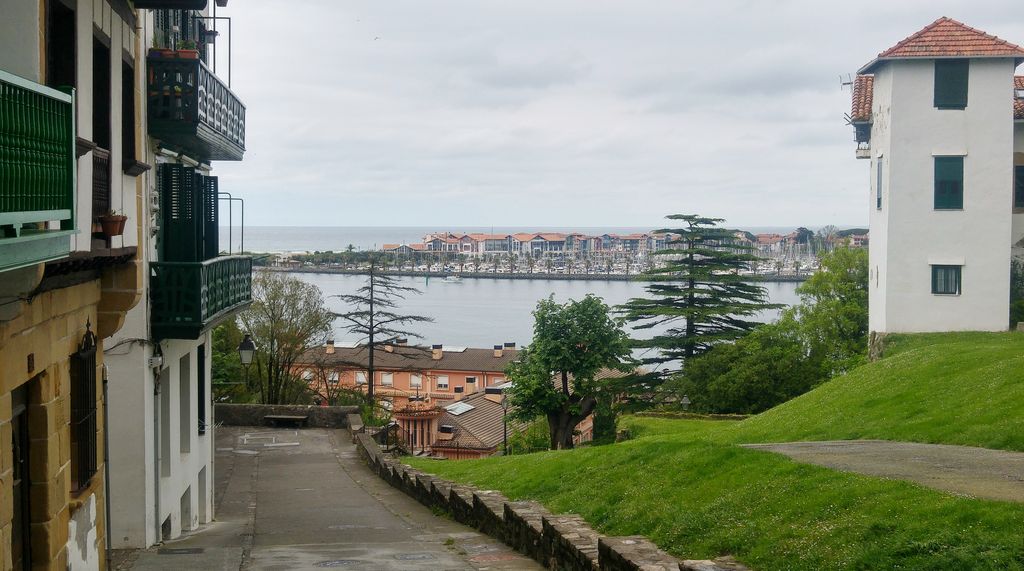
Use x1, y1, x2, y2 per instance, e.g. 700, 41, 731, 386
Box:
351, 427, 750, 571
214, 404, 359, 428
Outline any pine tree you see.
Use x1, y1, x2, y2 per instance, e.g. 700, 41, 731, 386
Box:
333, 256, 433, 403
619, 214, 780, 375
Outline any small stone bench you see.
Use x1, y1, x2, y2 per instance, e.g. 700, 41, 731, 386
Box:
263, 414, 309, 428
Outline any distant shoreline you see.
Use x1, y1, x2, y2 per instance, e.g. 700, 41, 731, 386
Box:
264, 267, 809, 283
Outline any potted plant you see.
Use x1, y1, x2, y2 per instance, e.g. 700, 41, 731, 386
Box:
177, 39, 200, 60
148, 37, 175, 59
99, 210, 128, 238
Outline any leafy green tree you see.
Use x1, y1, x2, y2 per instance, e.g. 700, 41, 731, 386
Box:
673, 318, 820, 414
619, 214, 779, 375
506, 295, 634, 450
238, 272, 335, 404
674, 247, 870, 414
211, 320, 247, 402
790, 247, 869, 376
1011, 259, 1024, 327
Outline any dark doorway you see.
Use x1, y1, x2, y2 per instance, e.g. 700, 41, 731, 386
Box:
12, 386, 32, 571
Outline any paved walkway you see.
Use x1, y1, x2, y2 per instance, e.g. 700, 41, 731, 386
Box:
126, 426, 540, 571
742, 440, 1024, 503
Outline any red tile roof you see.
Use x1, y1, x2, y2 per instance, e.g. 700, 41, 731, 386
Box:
881, 17, 1024, 59
1016, 76, 1024, 120
862, 17, 1024, 72
851, 75, 874, 122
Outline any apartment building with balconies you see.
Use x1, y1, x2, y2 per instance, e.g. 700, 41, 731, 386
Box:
1, 0, 150, 568
102, 0, 252, 550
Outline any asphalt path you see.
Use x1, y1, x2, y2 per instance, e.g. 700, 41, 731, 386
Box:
125, 426, 540, 571
743, 439, 1024, 503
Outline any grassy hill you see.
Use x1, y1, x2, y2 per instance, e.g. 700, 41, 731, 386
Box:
406, 332, 1024, 570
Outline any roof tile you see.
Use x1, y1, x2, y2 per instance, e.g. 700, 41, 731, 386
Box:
876, 17, 1024, 60
851, 75, 874, 122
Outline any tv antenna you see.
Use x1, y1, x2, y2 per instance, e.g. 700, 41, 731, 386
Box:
839, 73, 853, 91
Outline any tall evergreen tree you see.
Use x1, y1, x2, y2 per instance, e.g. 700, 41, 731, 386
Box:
618, 214, 780, 376
333, 256, 433, 403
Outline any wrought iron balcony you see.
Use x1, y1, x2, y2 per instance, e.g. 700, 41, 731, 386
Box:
147, 56, 245, 161
150, 255, 252, 340
0, 69, 75, 272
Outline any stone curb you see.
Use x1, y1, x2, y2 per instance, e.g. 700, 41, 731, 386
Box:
350, 416, 751, 571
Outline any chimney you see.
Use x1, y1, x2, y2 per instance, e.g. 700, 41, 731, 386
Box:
484, 386, 504, 403
466, 377, 477, 394
432, 344, 443, 360
397, 338, 408, 346
325, 340, 335, 355
493, 344, 503, 358
384, 343, 393, 353
504, 342, 516, 350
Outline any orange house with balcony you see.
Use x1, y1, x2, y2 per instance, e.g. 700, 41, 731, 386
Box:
296, 340, 519, 409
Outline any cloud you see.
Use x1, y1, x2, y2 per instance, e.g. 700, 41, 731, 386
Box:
211, 0, 1024, 228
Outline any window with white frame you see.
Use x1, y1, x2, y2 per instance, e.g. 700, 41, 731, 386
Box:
436, 375, 449, 389
410, 374, 422, 388
356, 371, 367, 385
301, 369, 313, 381
328, 371, 339, 385
381, 372, 394, 386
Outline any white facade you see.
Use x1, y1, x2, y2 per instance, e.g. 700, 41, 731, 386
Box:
866, 57, 1017, 333
104, 5, 224, 549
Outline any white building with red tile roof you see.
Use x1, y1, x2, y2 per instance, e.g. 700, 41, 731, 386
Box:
850, 17, 1024, 334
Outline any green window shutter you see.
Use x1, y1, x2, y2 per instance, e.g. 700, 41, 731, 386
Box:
934, 59, 969, 109
1015, 166, 1024, 209
934, 156, 964, 209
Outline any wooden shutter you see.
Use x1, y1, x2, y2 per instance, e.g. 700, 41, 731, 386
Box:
934, 156, 964, 209
934, 59, 969, 109
158, 163, 202, 262
202, 175, 219, 260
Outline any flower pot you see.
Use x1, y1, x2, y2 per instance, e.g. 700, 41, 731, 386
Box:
148, 48, 175, 59
99, 215, 127, 238
176, 49, 200, 60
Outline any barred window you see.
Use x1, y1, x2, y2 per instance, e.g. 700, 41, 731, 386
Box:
70, 325, 98, 492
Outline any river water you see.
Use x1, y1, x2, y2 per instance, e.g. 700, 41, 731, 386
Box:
290, 272, 801, 349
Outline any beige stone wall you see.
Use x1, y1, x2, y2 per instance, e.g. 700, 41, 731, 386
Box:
0, 280, 108, 571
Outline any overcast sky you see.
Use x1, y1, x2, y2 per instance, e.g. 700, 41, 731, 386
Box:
209, 1, 1024, 228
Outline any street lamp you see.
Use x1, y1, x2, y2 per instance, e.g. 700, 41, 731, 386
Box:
501, 394, 510, 455
237, 334, 256, 385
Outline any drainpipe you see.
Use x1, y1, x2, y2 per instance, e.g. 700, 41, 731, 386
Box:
102, 365, 112, 563
153, 348, 162, 544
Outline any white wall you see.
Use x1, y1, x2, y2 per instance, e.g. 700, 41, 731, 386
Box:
0, 1, 40, 81
871, 58, 1016, 332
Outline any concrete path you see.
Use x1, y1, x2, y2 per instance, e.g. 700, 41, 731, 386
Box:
126, 426, 540, 571
742, 440, 1024, 503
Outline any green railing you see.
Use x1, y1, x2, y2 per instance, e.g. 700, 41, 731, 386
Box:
147, 56, 245, 161
150, 255, 253, 340
0, 69, 75, 272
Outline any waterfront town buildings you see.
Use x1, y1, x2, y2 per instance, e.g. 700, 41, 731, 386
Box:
1, 0, 253, 566
850, 17, 1024, 333
383, 231, 671, 258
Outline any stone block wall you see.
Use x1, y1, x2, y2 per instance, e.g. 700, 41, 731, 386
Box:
0, 280, 108, 571
214, 403, 359, 428
351, 430, 750, 571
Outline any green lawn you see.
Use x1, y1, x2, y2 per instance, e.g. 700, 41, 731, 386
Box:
406, 332, 1024, 570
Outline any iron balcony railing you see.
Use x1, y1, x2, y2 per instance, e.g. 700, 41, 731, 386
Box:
150, 255, 252, 340
147, 56, 245, 161
0, 69, 75, 272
